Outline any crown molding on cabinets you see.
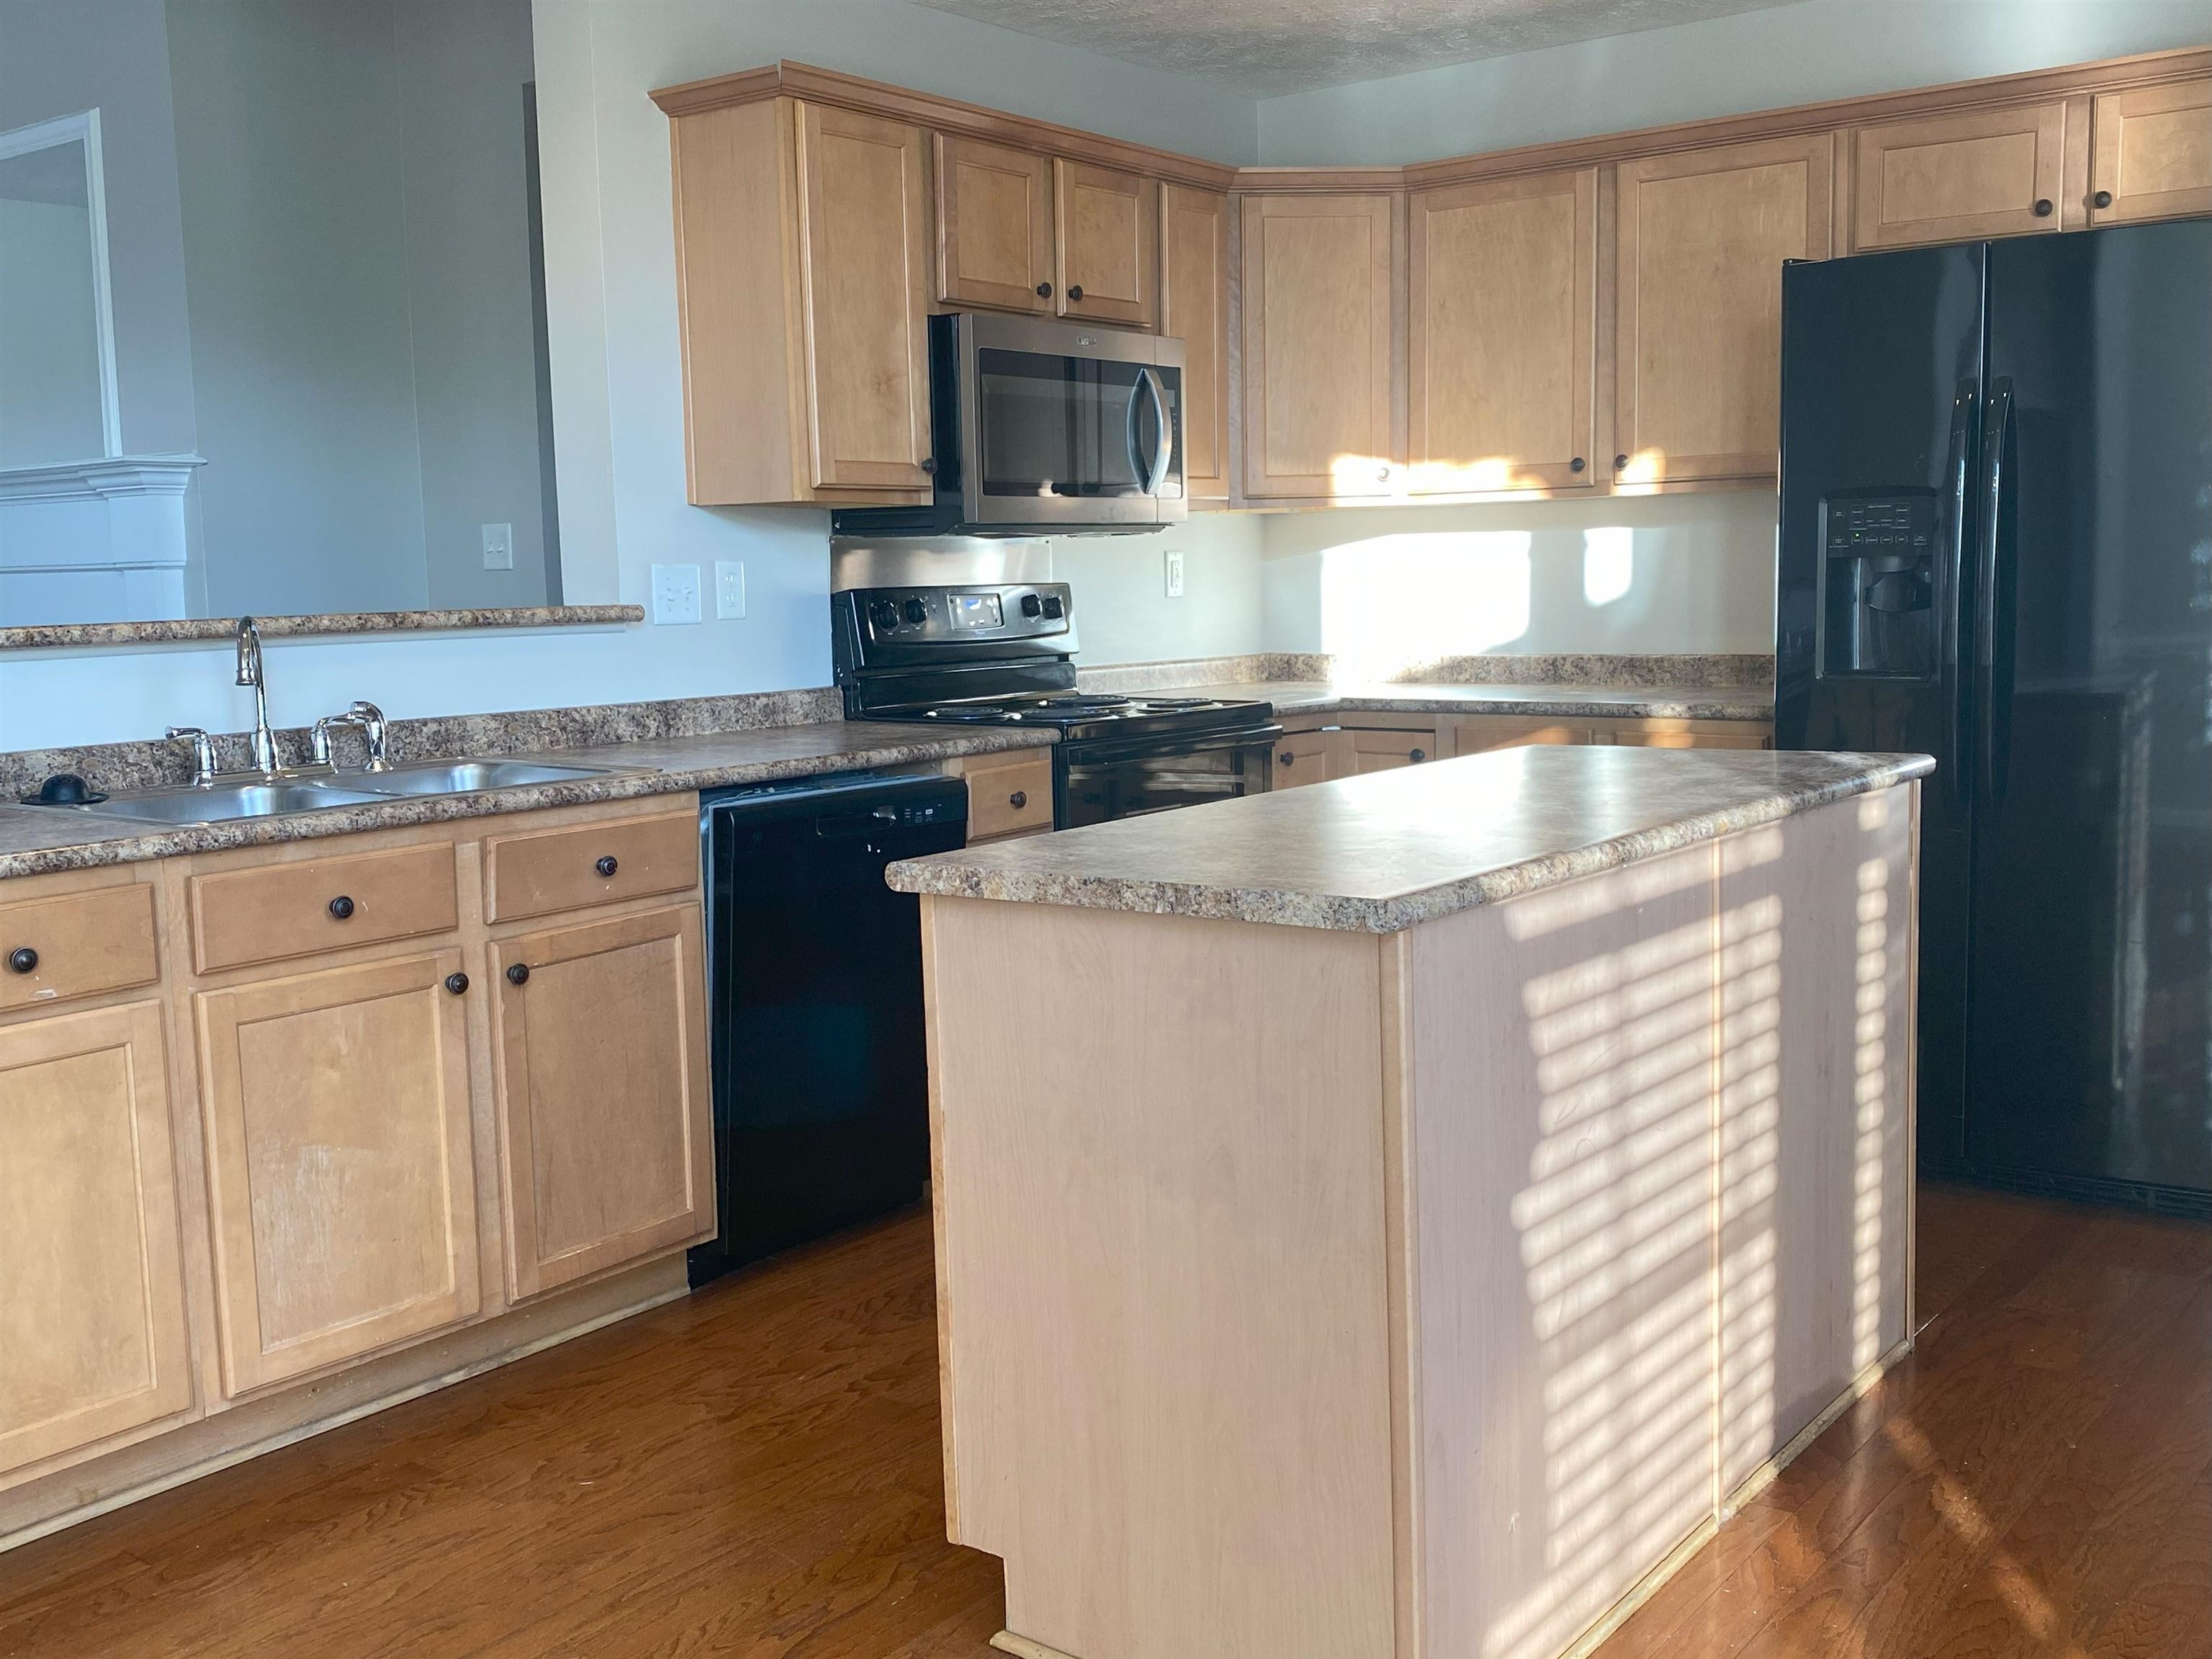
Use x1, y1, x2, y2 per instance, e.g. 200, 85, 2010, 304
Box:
648, 60, 1241, 192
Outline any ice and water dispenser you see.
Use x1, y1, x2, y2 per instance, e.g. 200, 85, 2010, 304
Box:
1819, 493, 1940, 678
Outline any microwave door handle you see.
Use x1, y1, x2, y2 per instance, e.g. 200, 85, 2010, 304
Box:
1140, 367, 1174, 495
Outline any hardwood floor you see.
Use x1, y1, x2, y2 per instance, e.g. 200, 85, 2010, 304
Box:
1, 1183, 2203, 1658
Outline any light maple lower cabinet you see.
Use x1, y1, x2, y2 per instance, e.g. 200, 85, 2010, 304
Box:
1408, 168, 1598, 495
1241, 192, 1398, 502
488, 906, 714, 1301
1274, 712, 1774, 780
1615, 134, 1834, 484
0, 1000, 193, 1480
194, 950, 481, 1395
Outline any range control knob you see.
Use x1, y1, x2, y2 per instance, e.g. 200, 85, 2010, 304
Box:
868, 599, 899, 631
1040, 594, 1065, 619
902, 598, 929, 625
1020, 593, 1044, 619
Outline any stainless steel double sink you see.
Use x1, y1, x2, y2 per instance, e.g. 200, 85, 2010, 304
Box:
60, 759, 625, 827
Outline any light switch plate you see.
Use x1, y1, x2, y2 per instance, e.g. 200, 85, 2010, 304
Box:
651, 563, 702, 625
1164, 548, 1185, 598
714, 560, 747, 620
480, 523, 514, 570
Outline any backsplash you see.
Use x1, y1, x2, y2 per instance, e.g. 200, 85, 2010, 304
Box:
1080, 652, 1774, 692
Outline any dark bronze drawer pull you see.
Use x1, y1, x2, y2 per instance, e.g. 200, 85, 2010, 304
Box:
6, 946, 36, 974
507, 962, 531, 986
328, 895, 355, 920
445, 972, 469, 996
595, 855, 619, 878
1009, 791, 1028, 810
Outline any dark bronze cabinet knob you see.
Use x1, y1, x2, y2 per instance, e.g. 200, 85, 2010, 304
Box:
445, 972, 469, 996
1035, 282, 1052, 298
1067, 284, 1084, 301
328, 895, 356, 920
1570, 457, 1586, 473
2093, 189, 2113, 209
595, 855, 619, 878
2033, 197, 2053, 217
920, 456, 937, 473
1009, 790, 1028, 810
1279, 751, 1294, 767
1409, 748, 1427, 763
6, 946, 36, 974
506, 963, 530, 986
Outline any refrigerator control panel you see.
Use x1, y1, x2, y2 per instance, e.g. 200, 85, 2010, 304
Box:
1820, 491, 1940, 680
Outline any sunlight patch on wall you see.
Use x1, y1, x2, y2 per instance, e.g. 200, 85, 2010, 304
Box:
1582, 526, 1634, 608
1318, 530, 1531, 678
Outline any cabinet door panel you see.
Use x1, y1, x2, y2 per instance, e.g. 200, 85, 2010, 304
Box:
1159, 183, 1230, 499
1241, 193, 1396, 500
2092, 80, 2212, 224
1347, 727, 1437, 773
1852, 102, 2067, 248
1447, 716, 1593, 754
1055, 159, 1156, 327
196, 953, 479, 1395
491, 905, 714, 1300
1410, 168, 1596, 494
0, 1002, 192, 1480
795, 102, 933, 491
1617, 135, 1832, 484
935, 133, 1053, 312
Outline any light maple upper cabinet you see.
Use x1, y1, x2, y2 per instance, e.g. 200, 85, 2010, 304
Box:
1615, 134, 1834, 485
666, 96, 932, 506
1241, 192, 1398, 501
194, 951, 480, 1396
1053, 158, 1157, 327
935, 133, 1055, 312
2091, 79, 2212, 223
0, 1001, 193, 1482
489, 906, 714, 1301
1408, 168, 1597, 495
1159, 183, 1231, 501
1851, 102, 2069, 248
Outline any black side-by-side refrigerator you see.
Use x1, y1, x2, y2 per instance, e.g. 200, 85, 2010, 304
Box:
1776, 217, 2212, 1216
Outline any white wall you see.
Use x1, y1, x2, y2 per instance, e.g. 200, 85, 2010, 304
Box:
1053, 516, 1265, 665
1259, 493, 1779, 670
1256, 0, 2211, 165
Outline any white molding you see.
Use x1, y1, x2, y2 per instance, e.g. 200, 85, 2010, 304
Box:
0, 454, 204, 503
1, 109, 123, 459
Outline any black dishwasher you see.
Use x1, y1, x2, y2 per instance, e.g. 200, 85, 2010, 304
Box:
689, 770, 967, 1285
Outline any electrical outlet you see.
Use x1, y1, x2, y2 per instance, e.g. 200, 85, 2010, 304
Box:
1164, 548, 1185, 598
651, 563, 702, 625
714, 560, 747, 620
480, 523, 514, 570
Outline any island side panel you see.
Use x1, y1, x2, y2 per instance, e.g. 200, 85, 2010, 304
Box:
922, 896, 1398, 1659
1714, 784, 1917, 1498
1395, 845, 1724, 1659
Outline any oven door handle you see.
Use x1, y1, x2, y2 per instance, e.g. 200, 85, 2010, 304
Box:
1059, 724, 1283, 768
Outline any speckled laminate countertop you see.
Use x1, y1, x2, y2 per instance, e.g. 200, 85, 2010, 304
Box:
887, 745, 1930, 933
1160, 680, 1776, 722
0, 722, 1053, 881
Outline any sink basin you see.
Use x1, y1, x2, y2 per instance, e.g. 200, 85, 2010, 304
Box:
343, 760, 616, 796
75, 781, 395, 825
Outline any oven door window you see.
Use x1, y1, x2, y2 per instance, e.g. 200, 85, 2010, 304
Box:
1062, 737, 1269, 827
977, 349, 1182, 499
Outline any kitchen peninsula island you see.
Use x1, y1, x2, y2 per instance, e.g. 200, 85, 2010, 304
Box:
889, 745, 1930, 1659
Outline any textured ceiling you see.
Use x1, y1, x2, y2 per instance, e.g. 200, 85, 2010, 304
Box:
909, 0, 1803, 97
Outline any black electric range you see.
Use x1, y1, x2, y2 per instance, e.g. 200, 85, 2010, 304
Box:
830, 583, 1279, 827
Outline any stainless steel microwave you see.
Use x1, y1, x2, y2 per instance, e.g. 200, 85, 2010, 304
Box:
829, 313, 1185, 539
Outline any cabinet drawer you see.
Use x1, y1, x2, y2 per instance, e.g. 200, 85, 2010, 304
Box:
963, 754, 1055, 840
483, 809, 700, 924
0, 884, 159, 1011
1449, 716, 1593, 754
1347, 727, 1439, 773
189, 845, 458, 975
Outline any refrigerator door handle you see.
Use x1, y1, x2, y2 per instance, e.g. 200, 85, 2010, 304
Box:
1943, 382, 1979, 811
1974, 377, 2017, 805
